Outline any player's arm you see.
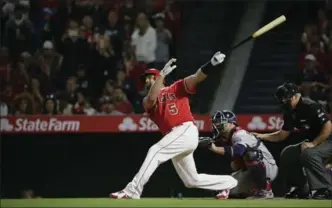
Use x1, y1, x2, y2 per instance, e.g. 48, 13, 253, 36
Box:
256, 130, 290, 142
210, 143, 246, 157
143, 59, 177, 110
310, 104, 332, 146
184, 52, 226, 92
254, 113, 292, 142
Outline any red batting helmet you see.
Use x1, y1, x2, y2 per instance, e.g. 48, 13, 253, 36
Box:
140, 68, 161, 83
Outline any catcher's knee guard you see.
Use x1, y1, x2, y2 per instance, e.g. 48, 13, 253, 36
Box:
243, 145, 267, 190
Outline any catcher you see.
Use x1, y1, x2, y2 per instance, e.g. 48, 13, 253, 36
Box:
199, 110, 278, 199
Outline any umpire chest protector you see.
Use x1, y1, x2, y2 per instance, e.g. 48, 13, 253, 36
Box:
282, 97, 331, 140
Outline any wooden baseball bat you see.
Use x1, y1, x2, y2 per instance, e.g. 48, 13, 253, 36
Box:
200, 15, 287, 68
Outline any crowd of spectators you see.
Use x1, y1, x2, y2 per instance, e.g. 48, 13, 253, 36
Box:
297, 2, 332, 113
0, 0, 180, 116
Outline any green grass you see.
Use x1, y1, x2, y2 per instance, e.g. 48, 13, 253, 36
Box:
1, 198, 331, 207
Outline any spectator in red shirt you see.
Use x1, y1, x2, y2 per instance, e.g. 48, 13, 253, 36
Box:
112, 87, 133, 114
72, 91, 96, 115
81, 15, 94, 43
298, 44, 327, 72
99, 102, 125, 115
122, 51, 147, 93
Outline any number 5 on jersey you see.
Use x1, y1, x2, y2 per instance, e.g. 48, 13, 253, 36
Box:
167, 103, 179, 115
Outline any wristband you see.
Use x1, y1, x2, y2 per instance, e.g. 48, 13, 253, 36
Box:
200, 61, 214, 75
224, 146, 234, 157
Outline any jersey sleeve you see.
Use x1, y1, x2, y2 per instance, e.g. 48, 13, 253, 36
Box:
231, 131, 246, 146
171, 79, 196, 96
309, 103, 330, 127
282, 113, 294, 131
230, 131, 247, 157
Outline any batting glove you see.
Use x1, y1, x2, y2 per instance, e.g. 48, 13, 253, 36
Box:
160, 58, 177, 77
211, 51, 226, 66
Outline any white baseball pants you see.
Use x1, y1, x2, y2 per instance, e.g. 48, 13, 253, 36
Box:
123, 121, 238, 199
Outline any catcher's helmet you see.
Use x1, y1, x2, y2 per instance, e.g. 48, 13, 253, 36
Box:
140, 68, 161, 83
212, 110, 237, 138
275, 82, 299, 103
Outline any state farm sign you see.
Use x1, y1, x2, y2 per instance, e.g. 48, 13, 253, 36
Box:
1, 115, 212, 134
244, 115, 284, 131
118, 116, 206, 132
2, 114, 329, 134
1, 117, 80, 133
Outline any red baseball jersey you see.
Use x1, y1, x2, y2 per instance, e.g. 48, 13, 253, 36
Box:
147, 79, 195, 135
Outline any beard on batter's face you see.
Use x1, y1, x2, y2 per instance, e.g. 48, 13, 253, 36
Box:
144, 76, 156, 93
144, 82, 152, 92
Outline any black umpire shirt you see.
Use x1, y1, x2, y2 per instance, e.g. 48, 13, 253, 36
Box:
282, 97, 331, 141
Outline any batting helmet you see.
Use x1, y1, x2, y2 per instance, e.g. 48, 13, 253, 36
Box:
140, 68, 161, 83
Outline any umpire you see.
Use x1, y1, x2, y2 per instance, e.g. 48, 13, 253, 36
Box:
255, 83, 332, 199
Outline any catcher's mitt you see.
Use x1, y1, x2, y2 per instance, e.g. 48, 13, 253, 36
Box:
198, 137, 214, 148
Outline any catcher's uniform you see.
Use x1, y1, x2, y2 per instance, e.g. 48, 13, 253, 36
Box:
230, 128, 278, 196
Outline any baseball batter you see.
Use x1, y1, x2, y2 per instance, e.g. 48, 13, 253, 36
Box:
110, 52, 238, 199
199, 110, 278, 199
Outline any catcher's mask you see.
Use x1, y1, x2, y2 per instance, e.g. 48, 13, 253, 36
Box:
212, 110, 237, 139
275, 82, 298, 111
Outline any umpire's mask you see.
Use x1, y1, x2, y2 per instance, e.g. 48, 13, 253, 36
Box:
212, 110, 237, 139
275, 83, 298, 111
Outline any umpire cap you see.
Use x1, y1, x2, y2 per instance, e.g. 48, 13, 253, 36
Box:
275, 82, 299, 101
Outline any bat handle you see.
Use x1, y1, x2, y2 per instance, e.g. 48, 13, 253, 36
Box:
200, 60, 211, 69
200, 49, 232, 69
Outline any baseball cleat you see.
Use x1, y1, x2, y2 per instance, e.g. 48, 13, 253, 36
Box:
284, 187, 311, 199
216, 189, 230, 200
248, 189, 274, 199
110, 190, 131, 199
